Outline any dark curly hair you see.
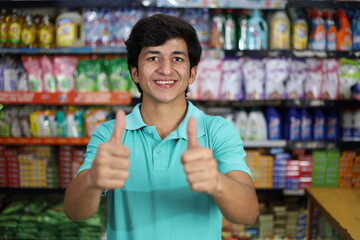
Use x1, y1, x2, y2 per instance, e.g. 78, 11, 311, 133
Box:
125, 13, 202, 96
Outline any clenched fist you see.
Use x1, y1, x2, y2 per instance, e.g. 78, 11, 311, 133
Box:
181, 117, 223, 194
88, 110, 130, 190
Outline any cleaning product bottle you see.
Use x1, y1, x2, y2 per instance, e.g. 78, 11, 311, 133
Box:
235, 108, 248, 139
266, 106, 282, 140
324, 10, 337, 51
247, 9, 268, 50
301, 108, 312, 140
209, 9, 224, 49
353, 108, 360, 141
7, 9, 22, 48
224, 9, 236, 50
246, 107, 267, 140
236, 9, 248, 50
313, 108, 326, 141
309, 9, 326, 51
21, 14, 36, 48
292, 10, 308, 50
284, 107, 301, 140
38, 15, 54, 49
337, 8, 352, 51
326, 109, 340, 141
351, 9, 360, 50
269, 10, 290, 50
55, 8, 83, 47
0, 9, 7, 47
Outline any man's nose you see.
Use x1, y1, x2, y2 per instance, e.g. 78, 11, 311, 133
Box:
157, 60, 172, 75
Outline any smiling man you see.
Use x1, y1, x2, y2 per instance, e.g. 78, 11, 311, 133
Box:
63, 14, 259, 240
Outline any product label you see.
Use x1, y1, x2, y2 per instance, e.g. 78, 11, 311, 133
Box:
293, 24, 307, 50
1, 23, 7, 43
56, 18, 75, 47
39, 28, 53, 45
21, 29, 35, 45
9, 22, 21, 44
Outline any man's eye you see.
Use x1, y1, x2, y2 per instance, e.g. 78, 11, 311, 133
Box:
174, 57, 183, 62
148, 56, 158, 61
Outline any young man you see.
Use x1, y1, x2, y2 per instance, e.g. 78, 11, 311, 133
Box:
64, 14, 258, 240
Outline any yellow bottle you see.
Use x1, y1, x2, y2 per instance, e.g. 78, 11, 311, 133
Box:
55, 9, 83, 47
21, 14, 36, 48
0, 9, 7, 47
7, 9, 22, 48
38, 15, 54, 49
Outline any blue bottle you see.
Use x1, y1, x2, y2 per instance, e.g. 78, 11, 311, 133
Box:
266, 106, 282, 140
301, 108, 313, 140
284, 107, 301, 140
313, 108, 326, 140
326, 109, 340, 141
246, 9, 268, 50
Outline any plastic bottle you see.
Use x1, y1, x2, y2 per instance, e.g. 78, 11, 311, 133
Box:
266, 106, 282, 140
55, 9, 83, 47
292, 10, 308, 50
235, 108, 248, 139
337, 8, 352, 51
269, 10, 290, 50
324, 10, 337, 51
351, 9, 360, 50
236, 9, 248, 50
309, 9, 326, 51
313, 108, 326, 140
0, 9, 7, 47
224, 9, 236, 50
247, 9, 268, 50
38, 15, 54, 49
21, 14, 36, 48
326, 109, 340, 141
246, 107, 267, 140
7, 9, 22, 48
284, 107, 301, 140
209, 9, 224, 49
353, 108, 360, 141
301, 108, 312, 140
341, 108, 353, 141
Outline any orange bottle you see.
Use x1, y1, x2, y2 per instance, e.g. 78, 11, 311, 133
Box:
336, 8, 352, 51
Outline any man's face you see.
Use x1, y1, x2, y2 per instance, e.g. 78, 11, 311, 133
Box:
131, 38, 197, 104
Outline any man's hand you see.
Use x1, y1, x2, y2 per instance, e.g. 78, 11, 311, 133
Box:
181, 117, 223, 194
88, 110, 130, 190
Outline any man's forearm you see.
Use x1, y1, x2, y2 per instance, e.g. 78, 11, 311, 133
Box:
211, 171, 259, 224
63, 170, 104, 220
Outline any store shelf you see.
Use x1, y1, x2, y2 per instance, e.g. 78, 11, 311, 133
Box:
0, 187, 65, 195
0, 137, 90, 145
0, 46, 127, 55
0, 91, 131, 105
0, 0, 141, 8
226, 50, 360, 59
287, 0, 360, 8
244, 140, 287, 148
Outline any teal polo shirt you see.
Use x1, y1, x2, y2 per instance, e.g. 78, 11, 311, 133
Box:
78, 101, 252, 240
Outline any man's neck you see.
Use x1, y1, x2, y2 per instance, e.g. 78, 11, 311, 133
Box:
140, 100, 188, 139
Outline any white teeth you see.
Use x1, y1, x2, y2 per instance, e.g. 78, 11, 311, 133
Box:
156, 80, 175, 84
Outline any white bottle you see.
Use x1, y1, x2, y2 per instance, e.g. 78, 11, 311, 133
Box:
341, 108, 353, 141
246, 108, 267, 140
353, 108, 360, 141
235, 109, 248, 140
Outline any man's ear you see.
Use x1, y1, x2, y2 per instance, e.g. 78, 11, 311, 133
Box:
189, 65, 197, 84
130, 66, 139, 83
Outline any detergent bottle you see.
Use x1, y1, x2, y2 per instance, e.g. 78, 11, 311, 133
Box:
269, 10, 290, 50
324, 10, 337, 51
309, 9, 326, 51
55, 8, 83, 47
351, 9, 360, 50
246, 9, 268, 50
209, 9, 225, 49
236, 9, 248, 50
224, 9, 236, 50
337, 8, 352, 51
292, 10, 308, 50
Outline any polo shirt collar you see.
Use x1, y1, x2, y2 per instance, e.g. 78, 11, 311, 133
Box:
125, 101, 205, 140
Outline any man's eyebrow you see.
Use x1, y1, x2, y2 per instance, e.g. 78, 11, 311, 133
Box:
144, 50, 187, 56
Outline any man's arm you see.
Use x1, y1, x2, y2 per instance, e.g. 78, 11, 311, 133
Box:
63, 110, 130, 220
211, 170, 259, 224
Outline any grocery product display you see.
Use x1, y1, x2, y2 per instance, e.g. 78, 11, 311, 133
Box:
0, 0, 359, 240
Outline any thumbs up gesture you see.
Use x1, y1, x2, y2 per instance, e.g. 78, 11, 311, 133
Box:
181, 117, 222, 194
88, 110, 130, 190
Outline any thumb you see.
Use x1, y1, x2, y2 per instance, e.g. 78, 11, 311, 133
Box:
109, 110, 126, 144
187, 117, 199, 149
